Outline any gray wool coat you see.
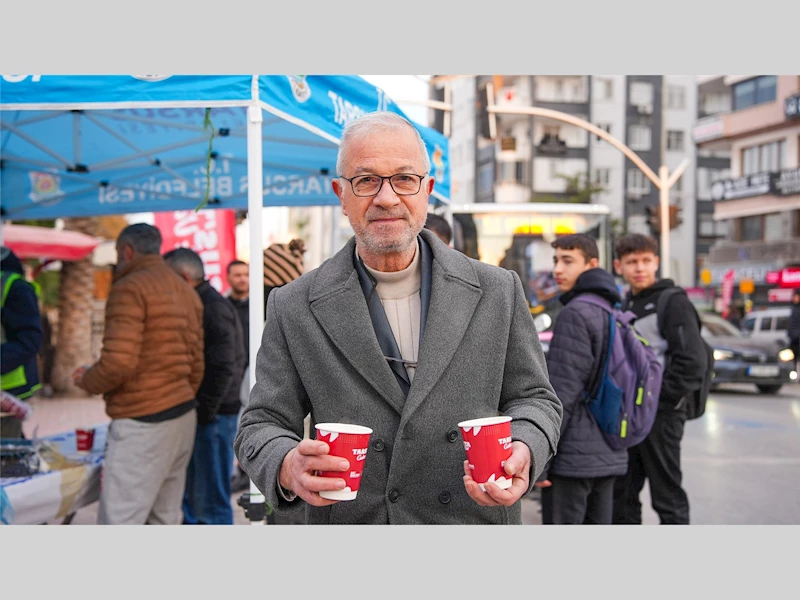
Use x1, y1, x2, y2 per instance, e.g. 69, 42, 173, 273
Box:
234, 228, 562, 524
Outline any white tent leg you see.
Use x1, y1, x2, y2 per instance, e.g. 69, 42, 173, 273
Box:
244, 101, 267, 525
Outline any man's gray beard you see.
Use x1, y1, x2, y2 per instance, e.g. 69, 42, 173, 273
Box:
354, 221, 423, 256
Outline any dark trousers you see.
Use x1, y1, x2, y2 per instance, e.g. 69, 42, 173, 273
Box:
541, 474, 616, 524
183, 414, 238, 525
613, 407, 689, 525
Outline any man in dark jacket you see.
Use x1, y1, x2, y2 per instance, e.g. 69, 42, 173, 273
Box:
225, 259, 252, 494
165, 248, 246, 525
537, 234, 628, 524
612, 234, 707, 525
1, 246, 43, 439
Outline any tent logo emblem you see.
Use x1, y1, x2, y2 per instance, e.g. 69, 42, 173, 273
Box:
287, 75, 311, 103
132, 75, 172, 82
28, 171, 62, 203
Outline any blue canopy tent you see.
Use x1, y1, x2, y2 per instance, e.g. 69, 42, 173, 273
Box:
0, 73, 450, 385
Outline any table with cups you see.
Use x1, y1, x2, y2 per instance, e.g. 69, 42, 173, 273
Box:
1, 424, 107, 525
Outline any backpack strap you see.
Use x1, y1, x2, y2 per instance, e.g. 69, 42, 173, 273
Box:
571, 293, 616, 402
656, 287, 699, 336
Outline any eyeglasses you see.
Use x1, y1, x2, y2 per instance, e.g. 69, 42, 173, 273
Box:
338, 173, 427, 197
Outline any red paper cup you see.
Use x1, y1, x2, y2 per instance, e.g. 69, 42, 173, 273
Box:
76, 428, 96, 453
458, 416, 513, 492
315, 423, 373, 501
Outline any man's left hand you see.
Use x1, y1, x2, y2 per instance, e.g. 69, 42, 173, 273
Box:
463, 440, 531, 507
72, 365, 89, 389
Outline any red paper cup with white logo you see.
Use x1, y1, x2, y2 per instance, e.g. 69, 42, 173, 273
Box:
75, 428, 96, 454
458, 416, 513, 492
315, 423, 373, 501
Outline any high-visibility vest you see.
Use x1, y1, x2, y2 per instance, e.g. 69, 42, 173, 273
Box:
1, 271, 42, 399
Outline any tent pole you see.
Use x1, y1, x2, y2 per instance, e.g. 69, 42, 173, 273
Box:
241, 92, 268, 525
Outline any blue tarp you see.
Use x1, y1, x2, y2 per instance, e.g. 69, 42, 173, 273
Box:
0, 75, 450, 219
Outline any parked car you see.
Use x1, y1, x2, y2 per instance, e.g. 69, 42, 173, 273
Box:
741, 307, 792, 347
700, 311, 797, 394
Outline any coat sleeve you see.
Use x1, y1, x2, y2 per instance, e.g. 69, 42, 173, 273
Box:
234, 286, 309, 514
81, 282, 144, 395
659, 293, 709, 406
189, 298, 205, 394
545, 304, 600, 439
499, 269, 563, 490
194, 300, 238, 424
0, 280, 43, 374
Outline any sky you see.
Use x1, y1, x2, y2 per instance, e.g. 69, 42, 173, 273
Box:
360, 75, 431, 126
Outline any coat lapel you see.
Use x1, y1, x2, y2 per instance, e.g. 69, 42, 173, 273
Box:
309, 238, 406, 415
402, 229, 483, 421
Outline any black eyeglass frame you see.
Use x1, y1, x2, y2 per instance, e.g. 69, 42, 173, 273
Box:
338, 173, 428, 197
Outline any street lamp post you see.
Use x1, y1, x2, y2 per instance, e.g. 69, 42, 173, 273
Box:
486, 101, 689, 279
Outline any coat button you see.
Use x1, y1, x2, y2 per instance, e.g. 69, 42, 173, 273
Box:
446, 429, 459, 443
245, 445, 256, 458
372, 438, 385, 452
438, 491, 451, 504
388, 489, 400, 503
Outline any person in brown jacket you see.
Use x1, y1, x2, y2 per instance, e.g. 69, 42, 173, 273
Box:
73, 223, 204, 525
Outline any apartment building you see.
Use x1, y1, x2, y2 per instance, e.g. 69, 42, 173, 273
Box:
692, 75, 800, 306
430, 75, 700, 286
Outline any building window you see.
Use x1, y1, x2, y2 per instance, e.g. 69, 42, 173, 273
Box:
593, 168, 611, 186
741, 140, 786, 175
666, 130, 685, 151
627, 169, 651, 197
666, 85, 686, 110
700, 91, 731, 116
595, 77, 613, 101
594, 123, 611, 141
629, 81, 654, 113
698, 214, 728, 238
733, 76, 777, 111
764, 212, 784, 240
477, 163, 494, 197
628, 125, 652, 151
740, 215, 762, 241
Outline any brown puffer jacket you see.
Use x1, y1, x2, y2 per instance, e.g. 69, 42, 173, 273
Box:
82, 254, 204, 419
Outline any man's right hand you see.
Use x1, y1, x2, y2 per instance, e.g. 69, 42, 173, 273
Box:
278, 439, 350, 506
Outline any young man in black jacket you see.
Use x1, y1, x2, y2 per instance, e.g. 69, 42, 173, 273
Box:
537, 234, 628, 524
165, 248, 246, 525
611, 234, 707, 525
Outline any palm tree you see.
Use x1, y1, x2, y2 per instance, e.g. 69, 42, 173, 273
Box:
50, 217, 98, 396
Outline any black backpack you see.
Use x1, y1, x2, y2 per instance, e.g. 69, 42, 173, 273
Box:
655, 287, 714, 420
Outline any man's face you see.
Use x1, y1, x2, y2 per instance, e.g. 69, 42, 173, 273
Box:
115, 241, 134, 272
614, 251, 659, 294
552, 248, 598, 293
227, 264, 249, 296
332, 127, 434, 258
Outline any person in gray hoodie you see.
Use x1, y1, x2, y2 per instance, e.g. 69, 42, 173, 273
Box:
536, 233, 628, 525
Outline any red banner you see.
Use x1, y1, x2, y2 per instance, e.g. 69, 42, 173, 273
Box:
720, 269, 735, 319
153, 209, 237, 294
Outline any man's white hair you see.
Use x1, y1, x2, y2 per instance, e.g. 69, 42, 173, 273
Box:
336, 111, 431, 177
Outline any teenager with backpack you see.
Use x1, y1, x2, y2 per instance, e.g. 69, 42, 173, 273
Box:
537, 234, 661, 524
611, 233, 709, 525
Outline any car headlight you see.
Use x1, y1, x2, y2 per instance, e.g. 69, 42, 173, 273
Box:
713, 349, 734, 361
778, 349, 795, 362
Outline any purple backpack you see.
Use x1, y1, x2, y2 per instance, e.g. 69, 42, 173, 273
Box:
572, 294, 663, 451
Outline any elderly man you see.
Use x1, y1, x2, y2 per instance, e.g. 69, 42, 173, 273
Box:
235, 112, 561, 524
73, 224, 204, 525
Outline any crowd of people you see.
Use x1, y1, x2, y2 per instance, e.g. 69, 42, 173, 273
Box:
3, 110, 800, 525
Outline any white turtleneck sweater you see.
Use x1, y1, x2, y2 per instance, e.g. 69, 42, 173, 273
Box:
360, 241, 422, 382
